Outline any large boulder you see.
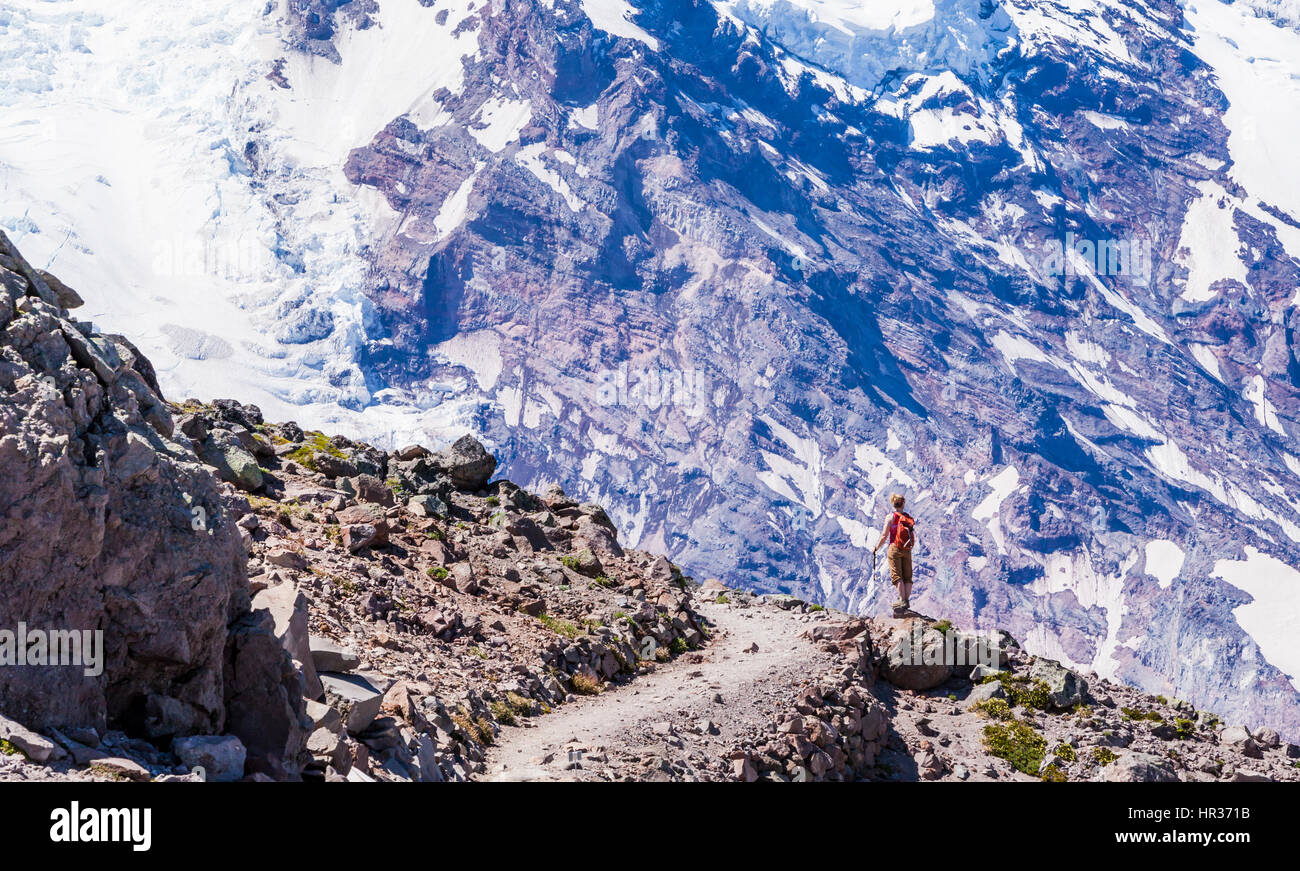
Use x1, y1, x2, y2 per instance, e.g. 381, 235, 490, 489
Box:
435, 434, 497, 490
1219, 725, 1263, 758
879, 620, 954, 690
0, 233, 305, 777
573, 516, 624, 561
320, 673, 386, 734
336, 504, 388, 549
310, 636, 361, 673
1101, 752, 1179, 783
1027, 659, 1087, 710
197, 429, 264, 492
252, 583, 323, 699
223, 610, 311, 779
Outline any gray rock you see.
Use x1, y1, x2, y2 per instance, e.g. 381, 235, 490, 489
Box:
306, 727, 349, 771
407, 494, 448, 517
1028, 658, 1087, 710
435, 434, 497, 490
1219, 725, 1262, 758
1228, 769, 1272, 783
310, 636, 361, 673
198, 430, 264, 492
37, 268, 84, 309
449, 562, 478, 595
320, 673, 385, 734
0, 713, 57, 762
303, 699, 343, 732
252, 583, 323, 699
336, 505, 388, 550
59, 319, 121, 383
565, 547, 603, 577
223, 608, 311, 780
880, 621, 954, 691
1252, 727, 1281, 749
413, 734, 443, 782
172, 735, 246, 782
1102, 752, 1179, 783
966, 680, 1007, 706
313, 452, 358, 479
351, 474, 394, 506
89, 757, 153, 782
970, 664, 1007, 681
342, 522, 381, 552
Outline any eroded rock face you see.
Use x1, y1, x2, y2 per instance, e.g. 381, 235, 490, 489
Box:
0, 233, 304, 777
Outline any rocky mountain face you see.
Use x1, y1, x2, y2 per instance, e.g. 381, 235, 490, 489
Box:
4, 0, 1300, 741
0, 232, 307, 777
324, 0, 1300, 738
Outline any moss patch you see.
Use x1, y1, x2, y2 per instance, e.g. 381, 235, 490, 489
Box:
981, 672, 1052, 710
1091, 746, 1118, 766
982, 718, 1047, 776
537, 614, 581, 639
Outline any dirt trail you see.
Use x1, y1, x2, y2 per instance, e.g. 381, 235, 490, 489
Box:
480, 599, 844, 781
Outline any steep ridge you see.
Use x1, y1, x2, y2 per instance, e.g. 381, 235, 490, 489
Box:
0, 231, 306, 778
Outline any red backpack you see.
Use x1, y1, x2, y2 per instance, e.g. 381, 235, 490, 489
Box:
890, 511, 916, 550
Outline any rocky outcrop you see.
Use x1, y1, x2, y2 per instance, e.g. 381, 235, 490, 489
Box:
0, 233, 305, 778
868, 612, 1300, 782
729, 619, 889, 782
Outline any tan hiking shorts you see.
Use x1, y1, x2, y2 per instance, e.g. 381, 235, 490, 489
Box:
888, 545, 913, 587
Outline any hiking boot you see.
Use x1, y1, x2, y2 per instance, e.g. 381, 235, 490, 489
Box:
892, 600, 906, 610
901, 600, 911, 610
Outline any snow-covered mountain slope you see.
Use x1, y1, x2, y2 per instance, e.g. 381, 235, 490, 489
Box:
0, 0, 477, 443
4, 0, 1300, 738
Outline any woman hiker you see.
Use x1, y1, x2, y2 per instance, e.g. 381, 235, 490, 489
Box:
873, 493, 917, 612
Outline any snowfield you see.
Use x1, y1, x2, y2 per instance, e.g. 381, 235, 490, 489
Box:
0, 0, 481, 448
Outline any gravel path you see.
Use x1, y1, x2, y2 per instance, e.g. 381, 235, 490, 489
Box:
480, 599, 845, 781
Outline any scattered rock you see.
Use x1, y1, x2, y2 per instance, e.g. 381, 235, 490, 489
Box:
173, 735, 247, 782
0, 714, 57, 762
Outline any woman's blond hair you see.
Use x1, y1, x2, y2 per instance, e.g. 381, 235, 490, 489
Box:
890, 493, 906, 510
